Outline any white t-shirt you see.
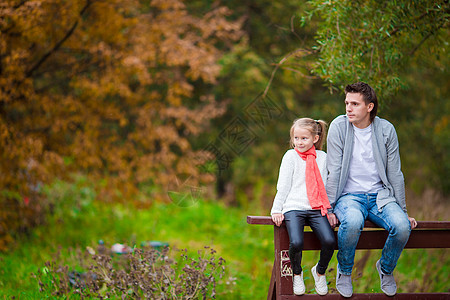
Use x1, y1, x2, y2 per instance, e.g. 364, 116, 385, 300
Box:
343, 124, 383, 194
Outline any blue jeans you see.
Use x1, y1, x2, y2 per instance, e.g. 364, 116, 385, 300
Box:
334, 193, 411, 275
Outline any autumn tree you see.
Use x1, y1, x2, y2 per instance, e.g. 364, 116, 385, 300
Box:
0, 0, 242, 249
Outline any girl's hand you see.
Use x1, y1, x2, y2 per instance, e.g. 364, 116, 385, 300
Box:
408, 216, 418, 229
327, 213, 338, 228
272, 213, 284, 227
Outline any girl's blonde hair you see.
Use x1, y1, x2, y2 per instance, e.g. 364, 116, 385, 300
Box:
289, 118, 328, 150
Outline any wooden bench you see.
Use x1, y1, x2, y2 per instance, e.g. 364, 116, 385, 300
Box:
247, 216, 450, 300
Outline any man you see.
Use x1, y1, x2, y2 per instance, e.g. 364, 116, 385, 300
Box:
326, 82, 417, 297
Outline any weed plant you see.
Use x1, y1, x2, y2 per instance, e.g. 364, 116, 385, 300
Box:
33, 245, 224, 299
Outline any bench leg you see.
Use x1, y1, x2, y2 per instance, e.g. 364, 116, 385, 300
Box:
268, 260, 276, 300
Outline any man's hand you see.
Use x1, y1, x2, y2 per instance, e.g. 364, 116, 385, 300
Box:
408, 216, 417, 229
327, 213, 339, 228
272, 213, 284, 227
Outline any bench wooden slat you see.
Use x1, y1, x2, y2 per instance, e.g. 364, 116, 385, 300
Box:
249, 216, 450, 249
247, 216, 450, 229
298, 229, 450, 249
250, 216, 450, 249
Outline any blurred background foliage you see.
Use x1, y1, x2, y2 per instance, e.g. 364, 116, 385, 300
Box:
0, 0, 449, 298
0, 0, 448, 258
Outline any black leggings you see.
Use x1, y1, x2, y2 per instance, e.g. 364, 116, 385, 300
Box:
284, 210, 336, 275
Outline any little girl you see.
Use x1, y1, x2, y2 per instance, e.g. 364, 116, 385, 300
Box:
271, 118, 335, 296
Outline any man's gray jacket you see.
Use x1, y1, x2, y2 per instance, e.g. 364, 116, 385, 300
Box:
326, 115, 407, 213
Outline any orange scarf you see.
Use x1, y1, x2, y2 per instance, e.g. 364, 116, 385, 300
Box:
295, 146, 331, 216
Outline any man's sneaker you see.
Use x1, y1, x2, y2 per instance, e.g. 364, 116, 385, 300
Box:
376, 259, 397, 296
293, 272, 305, 295
311, 263, 328, 295
336, 265, 353, 298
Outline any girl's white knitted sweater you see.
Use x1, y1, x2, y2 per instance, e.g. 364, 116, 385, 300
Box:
270, 149, 327, 215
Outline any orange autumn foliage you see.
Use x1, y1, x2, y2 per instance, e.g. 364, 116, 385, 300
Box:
0, 0, 243, 249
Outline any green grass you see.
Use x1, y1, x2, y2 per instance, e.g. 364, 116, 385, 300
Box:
0, 180, 449, 298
